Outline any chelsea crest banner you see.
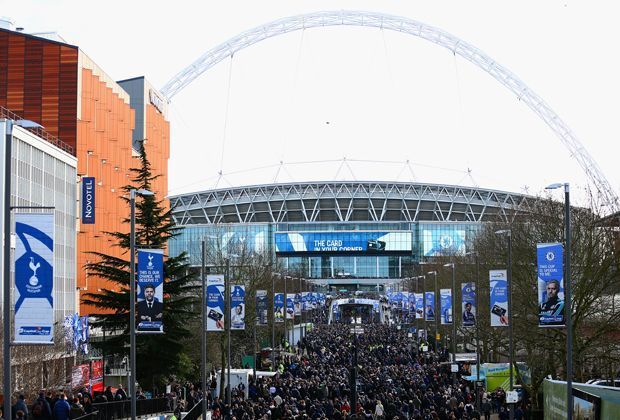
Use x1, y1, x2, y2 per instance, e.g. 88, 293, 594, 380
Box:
537, 243, 565, 327
14, 213, 55, 344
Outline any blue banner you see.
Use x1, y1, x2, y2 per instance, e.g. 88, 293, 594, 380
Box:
256, 290, 268, 326
415, 293, 424, 319
425, 292, 435, 321
461, 282, 476, 327
137, 249, 164, 333
286, 293, 295, 319
275, 231, 412, 253
440, 289, 452, 325
81, 177, 95, 224
14, 213, 54, 344
294, 293, 302, 316
231, 285, 245, 330
537, 243, 565, 327
274, 293, 285, 322
207, 274, 225, 331
490, 270, 509, 327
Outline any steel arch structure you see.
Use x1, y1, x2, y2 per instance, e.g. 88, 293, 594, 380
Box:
161, 10, 618, 211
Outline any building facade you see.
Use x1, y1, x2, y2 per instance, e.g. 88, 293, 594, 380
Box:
0, 27, 170, 315
169, 181, 531, 289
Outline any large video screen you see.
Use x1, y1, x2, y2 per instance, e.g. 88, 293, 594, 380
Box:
422, 227, 466, 257
275, 231, 412, 254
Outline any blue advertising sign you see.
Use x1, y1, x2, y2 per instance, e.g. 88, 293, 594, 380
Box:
274, 293, 285, 323
440, 289, 452, 325
275, 231, 412, 253
231, 285, 245, 330
490, 270, 509, 327
207, 274, 225, 331
461, 282, 476, 327
81, 177, 95, 224
537, 243, 565, 327
137, 249, 164, 333
286, 293, 295, 319
425, 292, 435, 321
301, 292, 309, 311
415, 293, 424, 319
422, 227, 466, 257
14, 213, 54, 344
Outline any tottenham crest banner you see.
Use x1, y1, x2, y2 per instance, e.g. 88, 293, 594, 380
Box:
137, 249, 164, 333
14, 213, 54, 344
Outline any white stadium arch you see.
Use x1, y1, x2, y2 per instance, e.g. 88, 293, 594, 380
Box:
161, 10, 618, 211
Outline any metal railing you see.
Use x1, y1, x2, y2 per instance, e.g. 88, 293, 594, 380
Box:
0, 106, 74, 155
72, 398, 169, 420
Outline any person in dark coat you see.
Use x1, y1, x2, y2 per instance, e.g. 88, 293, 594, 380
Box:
52, 394, 71, 420
32, 390, 53, 420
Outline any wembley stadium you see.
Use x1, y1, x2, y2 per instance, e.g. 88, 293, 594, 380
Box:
169, 181, 532, 290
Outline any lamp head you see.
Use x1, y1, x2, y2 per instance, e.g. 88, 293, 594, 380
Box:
443, 263, 454, 268
495, 229, 511, 236
426, 271, 437, 275
545, 183, 563, 190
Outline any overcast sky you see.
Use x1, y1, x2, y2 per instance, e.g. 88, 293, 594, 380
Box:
3, 0, 619, 208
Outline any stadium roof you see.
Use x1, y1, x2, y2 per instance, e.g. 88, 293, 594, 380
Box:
170, 181, 532, 225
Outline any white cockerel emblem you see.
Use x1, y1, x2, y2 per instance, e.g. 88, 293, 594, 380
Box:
29, 257, 41, 286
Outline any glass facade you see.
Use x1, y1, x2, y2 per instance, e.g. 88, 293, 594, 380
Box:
169, 221, 481, 281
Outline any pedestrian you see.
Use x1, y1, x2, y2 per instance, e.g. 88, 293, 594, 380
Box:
53, 393, 71, 420
31, 390, 53, 420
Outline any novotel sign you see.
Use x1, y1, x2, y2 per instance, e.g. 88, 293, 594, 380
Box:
82, 177, 95, 224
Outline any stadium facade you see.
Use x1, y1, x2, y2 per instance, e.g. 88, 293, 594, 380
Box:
169, 181, 531, 290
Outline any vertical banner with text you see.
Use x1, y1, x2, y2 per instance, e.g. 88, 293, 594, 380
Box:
294, 293, 301, 316
461, 282, 476, 327
425, 292, 435, 321
14, 213, 54, 344
81, 177, 95, 224
415, 293, 424, 319
206, 274, 225, 332
137, 249, 164, 333
286, 293, 295, 319
490, 270, 509, 327
440, 289, 452, 325
230, 285, 245, 330
537, 243, 565, 327
256, 290, 268, 325
274, 293, 284, 322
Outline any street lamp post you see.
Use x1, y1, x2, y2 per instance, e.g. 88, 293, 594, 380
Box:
427, 271, 438, 350
466, 251, 482, 412
444, 263, 457, 386
226, 257, 232, 412
201, 241, 207, 420
129, 188, 154, 420
3, 118, 43, 420
271, 272, 277, 370
547, 182, 572, 420
496, 229, 514, 420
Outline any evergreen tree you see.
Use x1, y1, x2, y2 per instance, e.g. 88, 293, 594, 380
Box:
82, 147, 198, 389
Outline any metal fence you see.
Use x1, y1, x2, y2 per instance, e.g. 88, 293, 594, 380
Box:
72, 398, 169, 420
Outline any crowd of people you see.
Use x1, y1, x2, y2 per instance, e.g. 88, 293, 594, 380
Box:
197, 306, 529, 419
2, 303, 529, 420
